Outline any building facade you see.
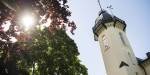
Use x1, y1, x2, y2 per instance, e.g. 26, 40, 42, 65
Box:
93, 10, 150, 75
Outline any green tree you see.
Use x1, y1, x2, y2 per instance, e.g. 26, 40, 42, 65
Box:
17, 28, 88, 75
0, 0, 88, 75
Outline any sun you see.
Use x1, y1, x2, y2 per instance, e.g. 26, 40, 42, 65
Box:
21, 14, 35, 31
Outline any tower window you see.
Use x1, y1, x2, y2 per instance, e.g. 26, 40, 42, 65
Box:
119, 61, 129, 68
102, 35, 110, 50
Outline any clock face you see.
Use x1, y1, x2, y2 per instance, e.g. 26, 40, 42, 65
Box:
102, 35, 110, 49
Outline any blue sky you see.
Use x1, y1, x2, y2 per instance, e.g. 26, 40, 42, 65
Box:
68, 0, 150, 75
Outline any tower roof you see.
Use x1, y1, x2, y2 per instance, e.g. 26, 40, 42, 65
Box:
95, 10, 113, 24
95, 10, 126, 26
93, 10, 126, 41
138, 52, 150, 65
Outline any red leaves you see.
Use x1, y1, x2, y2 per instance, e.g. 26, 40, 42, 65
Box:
0, 0, 76, 52
68, 21, 76, 35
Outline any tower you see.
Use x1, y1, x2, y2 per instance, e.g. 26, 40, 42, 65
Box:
93, 10, 145, 75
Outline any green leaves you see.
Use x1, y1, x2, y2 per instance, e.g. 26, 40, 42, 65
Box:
0, 0, 87, 74
15, 29, 88, 75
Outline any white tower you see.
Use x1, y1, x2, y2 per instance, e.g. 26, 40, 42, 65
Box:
93, 10, 145, 75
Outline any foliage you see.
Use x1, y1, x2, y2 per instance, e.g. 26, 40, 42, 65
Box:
0, 0, 87, 75
16, 29, 88, 75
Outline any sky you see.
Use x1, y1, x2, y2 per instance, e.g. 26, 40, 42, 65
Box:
67, 0, 150, 75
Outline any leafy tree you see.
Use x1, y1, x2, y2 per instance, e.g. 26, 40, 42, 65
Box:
0, 0, 88, 75
16, 28, 87, 75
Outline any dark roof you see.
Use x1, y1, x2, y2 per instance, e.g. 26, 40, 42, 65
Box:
95, 10, 112, 24
95, 11, 113, 24
137, 57, 144, 63
138, 57, 150, 65
95, 10, 126, 25
137, 52, 150, 65
93, 10, 126, 37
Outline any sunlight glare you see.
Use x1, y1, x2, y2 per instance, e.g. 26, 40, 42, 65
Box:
21, 14, 35, 31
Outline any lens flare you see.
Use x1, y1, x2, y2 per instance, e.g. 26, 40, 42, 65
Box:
21, 14, 35, 31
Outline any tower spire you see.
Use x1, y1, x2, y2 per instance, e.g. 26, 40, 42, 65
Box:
98, 0, 103, 11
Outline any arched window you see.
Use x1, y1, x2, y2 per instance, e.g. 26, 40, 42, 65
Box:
102, 35, 110, 50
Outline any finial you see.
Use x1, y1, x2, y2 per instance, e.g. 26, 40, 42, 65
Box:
98, 0, 103, 11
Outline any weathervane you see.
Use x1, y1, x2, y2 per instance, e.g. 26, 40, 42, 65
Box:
107, 5, 114, 16
97, 0, 114, 16
98, 0, 103, 11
